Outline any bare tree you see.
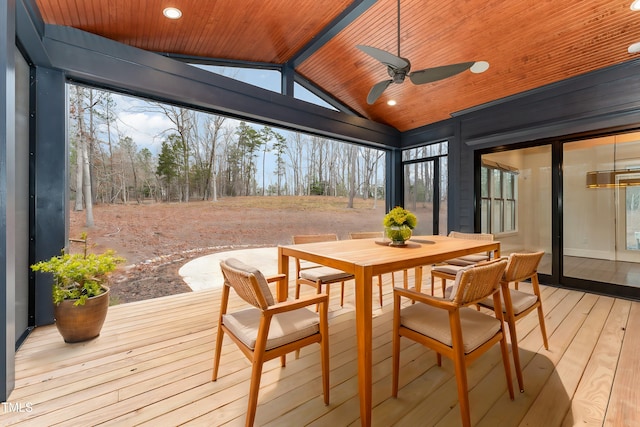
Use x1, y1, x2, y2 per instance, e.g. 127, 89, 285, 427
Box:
347, 144, 358, 208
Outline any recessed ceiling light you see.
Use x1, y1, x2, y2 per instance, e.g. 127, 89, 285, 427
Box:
470, 61, 490, 74
387, 100, 397, 106
629, 41, 640, 53
631, 0, 640, 11
163, 7, 182, 19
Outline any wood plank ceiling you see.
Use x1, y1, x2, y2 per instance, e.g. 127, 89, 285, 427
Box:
34, 0, 640, 132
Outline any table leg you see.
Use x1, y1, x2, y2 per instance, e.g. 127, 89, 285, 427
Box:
354, 265, 373, 426
277, 247, 289, 302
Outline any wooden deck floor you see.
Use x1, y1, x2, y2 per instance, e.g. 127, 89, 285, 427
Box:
3, 272, 640, 426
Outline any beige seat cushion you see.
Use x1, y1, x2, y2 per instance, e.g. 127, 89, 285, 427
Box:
400, 303, 501, 354
223, 307, 320, 350
432, 264, 467, 276
300, 266, 353, 283
447, 254, 490, 265
442, 257, 477, 267
481, 289, 539, 315
224, 257, 274, 306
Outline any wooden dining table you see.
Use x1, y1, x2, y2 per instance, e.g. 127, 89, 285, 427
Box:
277, 234, 500, 426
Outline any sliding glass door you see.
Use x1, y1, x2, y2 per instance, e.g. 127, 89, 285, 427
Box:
479, 131, 640, 295
563, 134, 640, 287
403, 142, 448, 235
480, 146, 552, 276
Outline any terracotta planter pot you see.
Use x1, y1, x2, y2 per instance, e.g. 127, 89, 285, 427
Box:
53, 287, 110, 343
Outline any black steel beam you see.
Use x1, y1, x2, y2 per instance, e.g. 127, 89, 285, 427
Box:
42, 24, 400, 149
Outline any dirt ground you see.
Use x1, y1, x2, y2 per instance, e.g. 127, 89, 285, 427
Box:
69, 196, 387, 305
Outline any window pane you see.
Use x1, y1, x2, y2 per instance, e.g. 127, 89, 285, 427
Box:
189, 64, 281, 93
402, 141, 448, 161
627, 185, 640, 250
481, 199, 490, 233
492, 200, 504, 232
481, 167, 489, 198
439, 156, 448, 234
294, 83, 338, 110
493, 169, 502, 198
505, 174, 514, 198
505, 200, 515, 231
404, 161, 433, 235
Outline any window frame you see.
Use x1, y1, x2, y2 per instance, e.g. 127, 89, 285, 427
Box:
480, 162, 518, 235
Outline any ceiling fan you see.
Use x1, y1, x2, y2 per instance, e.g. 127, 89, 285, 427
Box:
357, 0, 489, 105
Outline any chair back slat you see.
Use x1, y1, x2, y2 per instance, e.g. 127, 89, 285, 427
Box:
220, 258, 274, 309
293, 234, 339, 244
504, 251, 544, 282
452, 259, 508, 305
448, 231, 494, 241
349, 231, 383, 240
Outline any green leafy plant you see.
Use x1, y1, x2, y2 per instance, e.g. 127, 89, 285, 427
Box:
383, 206, 418, 229
30, 233, 125, 306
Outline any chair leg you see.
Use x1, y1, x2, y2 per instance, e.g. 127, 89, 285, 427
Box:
391, 295, 401, 397
430, 271, 435, 295
245, 355, 265, 427
498, 330, 516, 400
319, 300, 330, 405
505, 313, 524, 392
537, 303, 549, 350
340, 281, 345, 307
532, 275, 549, 350
502, 286, 524, 392
245, 317, 271, 427
212, 326, 224, 381
451, 348, 471, 427
377, 275, 383, 307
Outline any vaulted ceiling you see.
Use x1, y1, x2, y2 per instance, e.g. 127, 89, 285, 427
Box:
33, 0, 640, 132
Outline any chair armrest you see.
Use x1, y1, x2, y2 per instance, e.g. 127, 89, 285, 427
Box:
265, 273, 287, 283
393, 286, 456, 311
266, 293, 329, 315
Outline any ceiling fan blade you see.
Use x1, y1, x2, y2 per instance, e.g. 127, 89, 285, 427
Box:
408, 61, 476, 85
367, 80, 392, 104
357, 45, 409, 70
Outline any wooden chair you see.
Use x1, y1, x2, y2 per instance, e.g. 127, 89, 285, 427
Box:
212, 258, 330, 427
478, 251, 548, 392
292, 234, 354, 308
430, 231, 494, 296
392, 259, 516, 427
348, 231, 407, 306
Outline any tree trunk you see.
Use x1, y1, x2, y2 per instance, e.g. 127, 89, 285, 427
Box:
82, 137, 94, 227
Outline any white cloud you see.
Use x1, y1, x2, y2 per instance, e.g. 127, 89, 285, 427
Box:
117, 111, 173, 153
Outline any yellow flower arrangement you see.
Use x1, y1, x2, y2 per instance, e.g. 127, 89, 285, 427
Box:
383, 206, 417, 244
383, 206, 417, 229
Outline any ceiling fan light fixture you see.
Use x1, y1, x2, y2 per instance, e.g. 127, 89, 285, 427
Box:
387, 99, 397, 106
628, 41, 640, 54
163, 7, 182, 19
631, 0, 640, 11
470, 61, 490, 74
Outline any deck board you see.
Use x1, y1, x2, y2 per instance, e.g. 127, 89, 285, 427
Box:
603, 301, 640, 427
2, 273, 639, 427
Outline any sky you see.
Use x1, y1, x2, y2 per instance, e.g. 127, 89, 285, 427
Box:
108, 65, 334, 156
86, 65, 383, 190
